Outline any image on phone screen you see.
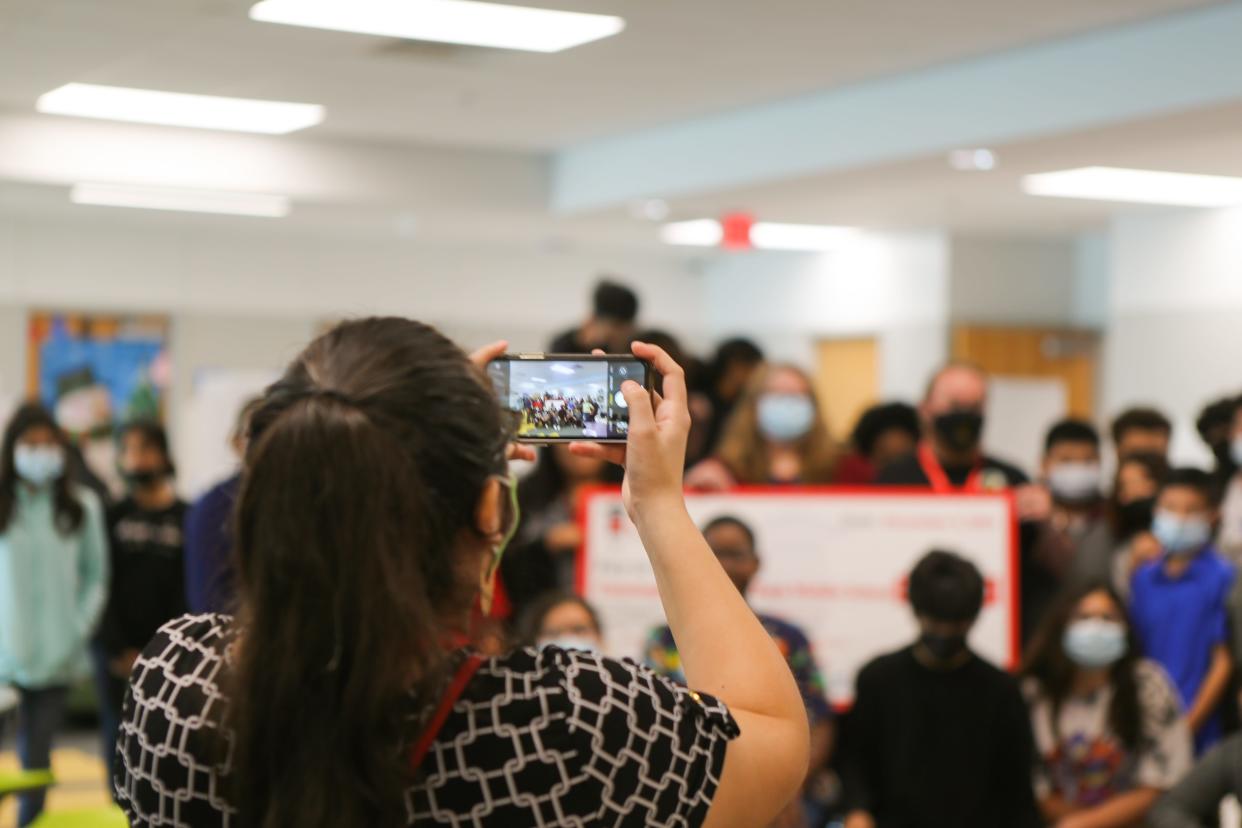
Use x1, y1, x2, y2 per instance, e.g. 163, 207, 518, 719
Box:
488, 357, 646, 441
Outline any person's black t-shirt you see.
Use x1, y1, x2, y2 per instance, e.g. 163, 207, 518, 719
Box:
98, 497, 189, 655
842, 646, 1040, 828
875, 451, 1029, 489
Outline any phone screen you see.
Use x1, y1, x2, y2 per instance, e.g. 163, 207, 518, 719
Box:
488, 355, 649, 442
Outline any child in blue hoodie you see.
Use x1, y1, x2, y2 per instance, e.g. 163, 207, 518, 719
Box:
1131, 467, 1235, 756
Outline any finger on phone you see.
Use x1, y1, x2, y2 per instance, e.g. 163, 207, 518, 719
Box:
568, 441, 626, 467
621, 380, 655, 433
591, 348, 606, 356
469, 340, 508, 370
630, 341, 686, 408
505, 443, 538, 463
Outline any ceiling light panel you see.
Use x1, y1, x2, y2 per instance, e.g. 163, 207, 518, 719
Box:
750, 222, 857, 251
250, 0, 625, 53
1022, 167, 1242, 208
71, 183, 291, 217
37, 83, 324, 134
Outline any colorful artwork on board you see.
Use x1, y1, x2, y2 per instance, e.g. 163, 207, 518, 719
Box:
27, 312, 171, 495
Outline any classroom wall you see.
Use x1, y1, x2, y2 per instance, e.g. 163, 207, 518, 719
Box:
1102, 207, 1242, 466
0, 212, 710, 494
700, 231, 952, 398
6, 206, 1239, 481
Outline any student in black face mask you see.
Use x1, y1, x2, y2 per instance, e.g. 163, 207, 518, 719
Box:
841, 550, 1040, 828
92, 420, 188, 783
875, 362, 1028, 494
876, 362, 1056, 640
1108, 451, 1169, 599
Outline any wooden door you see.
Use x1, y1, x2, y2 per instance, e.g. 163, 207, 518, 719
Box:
814, 338, 879, 442
951, 326, 1099, 418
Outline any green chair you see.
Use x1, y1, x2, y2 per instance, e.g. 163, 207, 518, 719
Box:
30, 804, 128, 828
0, 767, 55, 800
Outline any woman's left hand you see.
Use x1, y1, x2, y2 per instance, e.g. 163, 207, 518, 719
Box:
470, 339, 537, 463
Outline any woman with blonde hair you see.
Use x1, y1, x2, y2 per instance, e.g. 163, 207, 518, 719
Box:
686, 363, 838, 490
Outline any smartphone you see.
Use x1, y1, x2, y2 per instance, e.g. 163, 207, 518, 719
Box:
487, 354, 654, 443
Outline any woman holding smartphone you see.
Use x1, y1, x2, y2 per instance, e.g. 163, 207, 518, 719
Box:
114, 317, 808, 828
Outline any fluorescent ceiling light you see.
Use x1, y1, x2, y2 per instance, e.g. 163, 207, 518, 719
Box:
550, 364, 576, 375
37, 83, 323, 134
661, 219, 855, 251
750, 222, 858, 251
250, 0, 625, 53
660, 219, 723, 247
1022, 166, 1242, 208
71, 183, 290, 217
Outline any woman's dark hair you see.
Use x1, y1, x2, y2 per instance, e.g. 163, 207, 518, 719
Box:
908, 549, 983, 622
116, 418, 176, 476
709, 338, 764, 383
0, 403, 84, 534
1020, 582, 1144, 752
226, 318, 511, 828
517, 446, 623, 517
850, 402, 920, 458
514, 590, 603, 647
1109, 451, 1170, 538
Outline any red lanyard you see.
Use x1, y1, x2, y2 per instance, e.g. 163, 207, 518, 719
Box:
917, 442, 984, 493
409, 653, 484, 771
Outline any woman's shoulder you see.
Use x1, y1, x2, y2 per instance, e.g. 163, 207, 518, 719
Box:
479, 645, 738, 736
135, 613, 235, 677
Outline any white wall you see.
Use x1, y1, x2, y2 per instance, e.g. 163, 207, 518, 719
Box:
949, 237, 1079, 324
1102, 207, 1242, 466
702, 231, 951, 398
0, 212, 711, 494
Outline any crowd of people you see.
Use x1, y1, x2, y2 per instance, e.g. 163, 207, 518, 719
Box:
516, 391, 606, 436
0, 279, 1241, 827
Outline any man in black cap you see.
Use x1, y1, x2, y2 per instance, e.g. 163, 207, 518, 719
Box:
548, 278, 640, 354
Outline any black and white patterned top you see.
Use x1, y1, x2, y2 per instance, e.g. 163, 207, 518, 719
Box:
114, 614, 739, 827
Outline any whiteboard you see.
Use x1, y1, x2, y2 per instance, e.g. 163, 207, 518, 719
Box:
983, 376, 1067, 478
579, 488, 1017, 705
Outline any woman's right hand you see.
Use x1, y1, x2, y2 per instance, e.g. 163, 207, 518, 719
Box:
569, 341, 690, 524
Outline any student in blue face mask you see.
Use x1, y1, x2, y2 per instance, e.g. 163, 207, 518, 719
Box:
1021, 583, 1192, 828
1130, 468, 1235, 756
685, 364, 838, 491
0, 403, 109, 826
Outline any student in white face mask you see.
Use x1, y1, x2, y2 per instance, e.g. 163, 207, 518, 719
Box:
1031, 420, 1115, 600
1021, 584, 1192, 828
518, 590, 606, 654
0, 403, 108, 827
